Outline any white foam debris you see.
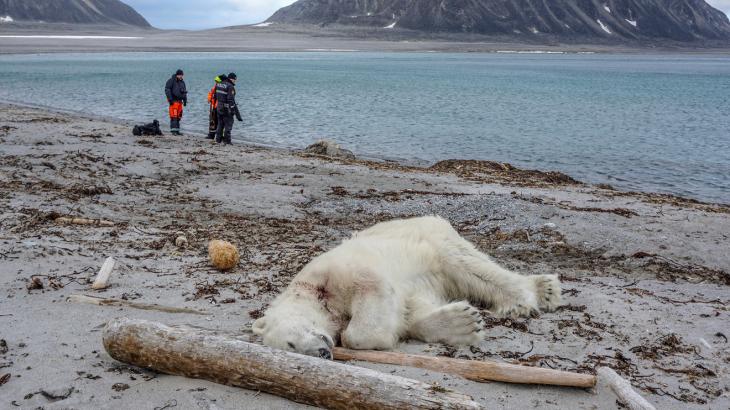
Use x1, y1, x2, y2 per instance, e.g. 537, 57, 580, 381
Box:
604, 5, 611, 13
626, 19, 637, 27
252, 22, 272, 27
597, 19, 612, 34
530, 27, 539, 34
384, 21, 396, 29
0, 35, 142, 39
497, 50, 565, 54
0, 15, 13, 23
700, 338, 713, 350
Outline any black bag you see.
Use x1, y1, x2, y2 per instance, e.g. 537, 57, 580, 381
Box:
133, 120, 163, 136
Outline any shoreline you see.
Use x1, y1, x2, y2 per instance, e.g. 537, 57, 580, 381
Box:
2, 24, 730, 54
0, 103, 729, 409
3, 99, 728, 209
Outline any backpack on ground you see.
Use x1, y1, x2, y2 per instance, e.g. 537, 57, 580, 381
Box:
133, 120, 163, 136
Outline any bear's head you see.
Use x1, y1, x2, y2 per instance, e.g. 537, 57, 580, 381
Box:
252, 298, 336, 359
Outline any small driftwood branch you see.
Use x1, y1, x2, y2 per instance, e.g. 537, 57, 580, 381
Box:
67, 295, 207, 315
597, 367, 656, 410
92, 257, 116, 290
334, 348, 596, 388
55, 217, 114, 227
103, 318, 482, 410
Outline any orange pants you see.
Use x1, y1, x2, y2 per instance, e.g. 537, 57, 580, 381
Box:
169, 101, 184, 119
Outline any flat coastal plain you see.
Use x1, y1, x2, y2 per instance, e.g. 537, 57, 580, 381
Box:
2, 23, 729, 53
0, 104, 729, 409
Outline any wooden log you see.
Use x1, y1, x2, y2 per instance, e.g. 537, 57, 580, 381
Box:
334, 347, 596, 388
103, 318, 482, 410
92, 257, 116, 290
597, 367, 656, 410
67, 295, 208, 315
55, 217, 114, 227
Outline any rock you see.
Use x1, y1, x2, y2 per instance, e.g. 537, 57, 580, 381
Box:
208, 240, 240, 271
304, 140, 356, 160
40, 386, 74, 402
175, 235, 188, 248
26, 277, 43, 291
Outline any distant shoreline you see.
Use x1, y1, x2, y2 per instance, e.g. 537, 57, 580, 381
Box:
2, 23, 730, 54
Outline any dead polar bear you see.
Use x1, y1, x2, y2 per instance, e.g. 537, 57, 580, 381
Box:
253, 216, 561, 359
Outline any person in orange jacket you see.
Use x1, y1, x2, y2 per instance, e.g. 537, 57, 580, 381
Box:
165, 69, 187, 135
206, 74, 226, 139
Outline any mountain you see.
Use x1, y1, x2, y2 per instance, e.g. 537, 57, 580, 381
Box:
267, 0, 730, 42
0, 0, 151, 27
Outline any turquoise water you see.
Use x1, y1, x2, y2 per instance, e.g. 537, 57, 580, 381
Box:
0, 52, 728, 204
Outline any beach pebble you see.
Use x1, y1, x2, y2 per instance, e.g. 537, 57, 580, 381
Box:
175, 236, 188, 248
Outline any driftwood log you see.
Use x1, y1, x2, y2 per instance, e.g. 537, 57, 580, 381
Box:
597, 367, 656, 410
103, 318, 482, 410
92, 257, 116, 290
55, 216, 115, 227
334, 348, 596, 388
68, 295, 207, 315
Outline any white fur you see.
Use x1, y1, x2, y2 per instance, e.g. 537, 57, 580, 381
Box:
253, 216, 561, 356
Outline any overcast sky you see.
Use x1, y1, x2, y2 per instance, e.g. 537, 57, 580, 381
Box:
125, 0, 730, 30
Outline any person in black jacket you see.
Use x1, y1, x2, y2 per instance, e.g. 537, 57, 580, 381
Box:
165, 69, 188, 135
214, 72, 242, 145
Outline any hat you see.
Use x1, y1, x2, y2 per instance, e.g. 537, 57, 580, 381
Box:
227, 72, 237, 80
176, 69, 184, 76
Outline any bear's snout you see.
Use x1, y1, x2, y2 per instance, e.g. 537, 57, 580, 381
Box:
318, 348, 333, 360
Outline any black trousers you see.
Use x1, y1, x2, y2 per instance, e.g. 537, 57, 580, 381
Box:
207, 106, 218, 139
170, 118, 181, 134
215, 113, 234, 144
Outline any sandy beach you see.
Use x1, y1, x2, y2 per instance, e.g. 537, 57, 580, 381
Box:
0, 103, 729, 409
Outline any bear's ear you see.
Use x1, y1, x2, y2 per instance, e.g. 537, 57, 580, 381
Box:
252, 318, 267, 335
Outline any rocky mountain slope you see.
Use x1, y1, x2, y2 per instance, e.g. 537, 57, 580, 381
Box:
0, 0, 150, 27
267, 0, 730, 41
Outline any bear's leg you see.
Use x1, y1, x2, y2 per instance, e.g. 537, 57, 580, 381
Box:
341, 286, 404, 351
443, 240, 561, 318
407, 295, 484, 346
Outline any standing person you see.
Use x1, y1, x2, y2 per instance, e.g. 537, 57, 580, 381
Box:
206, 74, 226, 140
165, 69, 187, 135
215, 72, 242, 145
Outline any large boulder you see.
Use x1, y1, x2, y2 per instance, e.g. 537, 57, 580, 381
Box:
303, 140, 356, 160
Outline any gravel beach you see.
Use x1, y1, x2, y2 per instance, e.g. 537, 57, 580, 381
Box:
0, 103, 728, 409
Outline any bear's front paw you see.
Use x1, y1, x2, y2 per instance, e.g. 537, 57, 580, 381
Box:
412, 301, 485, 346
493, 301, 540, 319
530, 274, 562, 312
491, 286, 540, 319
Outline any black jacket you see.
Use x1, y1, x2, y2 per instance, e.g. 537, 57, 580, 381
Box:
165, 75, 187, 104
214, 80, 237, 115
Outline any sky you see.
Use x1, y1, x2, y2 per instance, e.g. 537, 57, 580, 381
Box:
125, 0, 730, 30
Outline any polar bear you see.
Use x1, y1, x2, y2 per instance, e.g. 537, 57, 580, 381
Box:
253, 216, 561, 359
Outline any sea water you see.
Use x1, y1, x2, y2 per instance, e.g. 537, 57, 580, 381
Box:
0, 52, 728, 203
